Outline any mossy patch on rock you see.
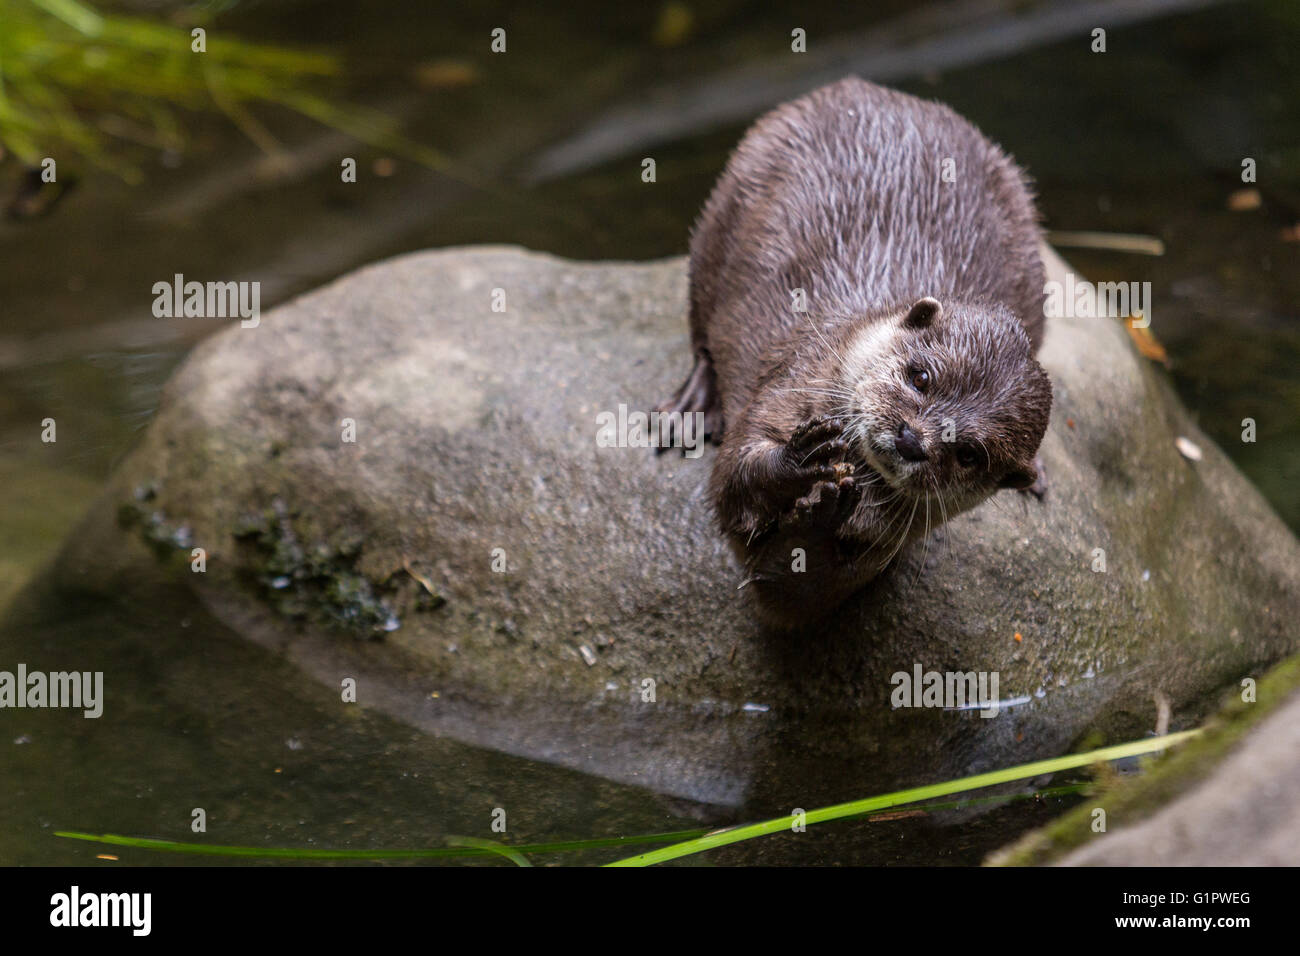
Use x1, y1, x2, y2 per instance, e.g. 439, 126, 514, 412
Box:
119, 481, 429, 640
116, 482, 195, 563
988, 653, 1300, 866
230, 497, 403, 639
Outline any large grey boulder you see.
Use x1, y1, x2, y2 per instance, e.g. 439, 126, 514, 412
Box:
52, 245, 1300, 809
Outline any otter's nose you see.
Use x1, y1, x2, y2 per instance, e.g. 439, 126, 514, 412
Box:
896, 424, 928, 462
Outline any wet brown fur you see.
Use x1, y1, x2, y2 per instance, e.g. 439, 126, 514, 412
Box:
658, 78, 1052, 627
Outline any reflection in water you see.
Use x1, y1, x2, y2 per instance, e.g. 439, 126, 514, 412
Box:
0, 566, 1081, 865
0, 570, 711, 866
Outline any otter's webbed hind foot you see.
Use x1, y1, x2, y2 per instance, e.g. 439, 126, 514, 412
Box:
654, 350, 723, 452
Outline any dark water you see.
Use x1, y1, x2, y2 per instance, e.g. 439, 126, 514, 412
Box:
1, 0, 1295, 864
0, 569, 1085, 866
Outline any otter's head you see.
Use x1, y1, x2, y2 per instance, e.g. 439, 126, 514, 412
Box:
844, 297, 1051, 508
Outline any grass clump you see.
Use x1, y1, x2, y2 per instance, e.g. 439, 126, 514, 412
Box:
0, 0, 447, 180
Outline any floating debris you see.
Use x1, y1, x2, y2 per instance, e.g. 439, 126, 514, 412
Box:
411, 59, 481, 89
1175, 436, 1203, 461
1226, 188, 1261, 211
945, 695, 1032, 712
1046, 230, 1165, 256
1153, 691, 1172, 737
1126, 320, 1169, 365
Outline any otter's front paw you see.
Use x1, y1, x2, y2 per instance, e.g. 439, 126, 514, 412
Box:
771, 415, 858, 519
721, 416, 857, 541
784, 476, 858, 534
785, 415, 853, 471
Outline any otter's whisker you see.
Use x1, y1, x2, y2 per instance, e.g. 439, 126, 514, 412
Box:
907, 492, 934, 592
934, 481, 954, 569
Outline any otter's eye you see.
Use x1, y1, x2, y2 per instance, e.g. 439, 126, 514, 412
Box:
955, 444, 980, 468
909, 368, 930, 392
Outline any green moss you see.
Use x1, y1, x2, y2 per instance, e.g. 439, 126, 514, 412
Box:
989, 653, 1300, 865
231, 500, 400, 640
119, 484, 403, 639
116, 482, 195, 563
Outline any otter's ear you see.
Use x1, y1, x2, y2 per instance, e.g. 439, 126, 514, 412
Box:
999, 464, 1038, 490
904, 297, 942, 330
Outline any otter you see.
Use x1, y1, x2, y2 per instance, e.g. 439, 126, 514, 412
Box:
656, 77, 1052, 627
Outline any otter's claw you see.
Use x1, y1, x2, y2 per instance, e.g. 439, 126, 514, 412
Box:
786, 416, 847, 463
772, 414, 858, 502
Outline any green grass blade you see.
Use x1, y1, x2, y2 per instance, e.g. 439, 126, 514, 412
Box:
445, 836, 533, 867
605, 729, 1201, 866
55, 735, 1191, 867
27, 0, 104, 35
54, 828, 711, 861
0, 0, 451, 177
52, 785, 1082, 863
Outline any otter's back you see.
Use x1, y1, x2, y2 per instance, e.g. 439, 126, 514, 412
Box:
689, 77, 1045, 421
